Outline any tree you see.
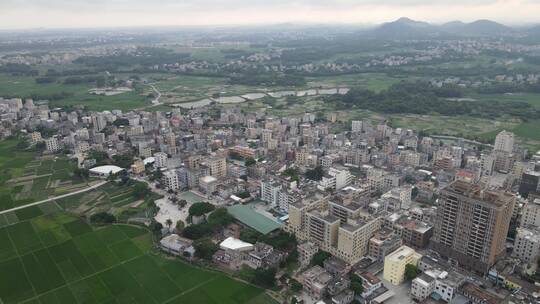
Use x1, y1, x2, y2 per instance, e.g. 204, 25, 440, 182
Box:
112, 152, 134, 169
290, 278, 303, 293
305, 166, 324, 181
194, 238, 219, 260
245, 157, 256, 167
165, 219, 173, 230
261, 231, 297, 251
175, 220, 185, 232
188, 202, 215, 217
88, 149, 109, 164
236, 191, 251, 199
310, 250, 331, 267
182, 223, 213, 240
133, 182, 150, 199
240, 228, 262, 244
207, 208, 234, 228
404, 264, 419, 281
149, 169, 163, 181
74, 168, 89, 179
252, 268, 277, 288
90, 212, 116, 224
149, 220, 163, 238
350, 273, 364, 295
112, 118, 130, 127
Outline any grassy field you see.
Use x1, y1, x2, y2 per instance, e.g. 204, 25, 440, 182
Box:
306, 73, 405, 92
166, 45, 263, 63
0, 210, 276, 304
467, 92, 540, 108
0, 73, 149, 111
0, 140, 91, 212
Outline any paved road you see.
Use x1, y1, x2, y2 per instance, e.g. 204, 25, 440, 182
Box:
0, 181, 108, 215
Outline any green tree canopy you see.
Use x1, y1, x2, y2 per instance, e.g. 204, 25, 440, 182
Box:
89, 212, 116, 224
188, 202, 215, 217
207, 208, 234, 228
310, 250, 331, 267
404, 264, 419, 281
305, 166, 324, 181
133, 182, 151, 199
194, 238, 219, 261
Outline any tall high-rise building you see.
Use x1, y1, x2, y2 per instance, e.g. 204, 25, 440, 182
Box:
494, 130, 515, 153
92, 114, 107, 132
430, 180, 515, 274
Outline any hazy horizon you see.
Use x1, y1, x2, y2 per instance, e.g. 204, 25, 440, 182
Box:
1, 0, 540, 30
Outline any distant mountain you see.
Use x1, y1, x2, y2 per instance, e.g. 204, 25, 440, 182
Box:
440, 21, 466, 31
371, 17, 439, 38
527, 25, 540, 35
445, 19, 513, 36
368, 17, 515, 39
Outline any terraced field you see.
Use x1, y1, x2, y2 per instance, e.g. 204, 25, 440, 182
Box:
55, 181, 161, 221
0, 141, 91, 212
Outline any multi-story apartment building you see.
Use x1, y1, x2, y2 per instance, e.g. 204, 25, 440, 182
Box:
521, 196, 540, 227
207, 156, 227, 179
513, 226, 540, 264
367, 168, 400, 193
229, 145, 256, 159
30, 131, 42, 143
298, 242, 319, 267
45, 136, 60, 152
302, 265, 333, 300
162, 170, 179, 190
154, 152, 168, 168
130, 159, 145, 175
368, 229, 402, 261
430, 180, 515, 274
318, 166, 353, 191
383, 245, 422, 285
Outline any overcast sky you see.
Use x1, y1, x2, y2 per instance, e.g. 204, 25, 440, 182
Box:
1, 0, 539, 29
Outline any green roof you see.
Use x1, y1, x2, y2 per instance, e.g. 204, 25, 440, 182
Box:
179, 191, 205, 204
227, 204, 281, 234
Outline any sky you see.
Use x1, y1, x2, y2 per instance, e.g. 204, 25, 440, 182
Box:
1, 0, 540, 29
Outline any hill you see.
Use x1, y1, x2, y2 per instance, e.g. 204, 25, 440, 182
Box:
368, 17, 515, 39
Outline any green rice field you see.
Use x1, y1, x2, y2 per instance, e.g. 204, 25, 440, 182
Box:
0, 73, 149, 111
0, 208, 276, 304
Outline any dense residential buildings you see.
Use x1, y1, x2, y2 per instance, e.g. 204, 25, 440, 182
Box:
2, 91, 539, 304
